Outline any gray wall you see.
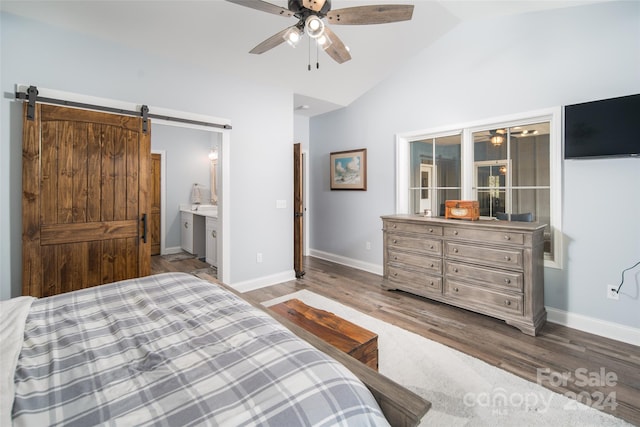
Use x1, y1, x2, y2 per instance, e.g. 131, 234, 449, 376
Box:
308, 1, 640, 329
151, 125, 218, 251
1, 12, 294, 298
294, 115, 310, 151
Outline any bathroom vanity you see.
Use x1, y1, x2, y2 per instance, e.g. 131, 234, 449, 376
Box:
180, 204, 217, 267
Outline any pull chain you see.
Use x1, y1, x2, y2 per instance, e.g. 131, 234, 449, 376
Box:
307, 37, 311, 71
306, 37, 320, 71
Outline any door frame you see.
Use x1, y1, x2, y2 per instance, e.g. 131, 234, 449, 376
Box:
303, 149, 310, 256
418, 163, 434, 215
293, 145, 310, 277
151, 149, 167, 255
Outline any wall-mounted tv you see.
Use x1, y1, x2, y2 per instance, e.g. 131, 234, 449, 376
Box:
564, 94, 640, 159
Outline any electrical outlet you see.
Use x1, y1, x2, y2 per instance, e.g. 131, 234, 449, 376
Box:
365, 241, 371, 250
606, 284, 619, 300
256, 253, 263, 263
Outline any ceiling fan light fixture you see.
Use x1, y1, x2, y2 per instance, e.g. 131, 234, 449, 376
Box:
305, 15, 325, 39
317, 33, 332, 49
490, 135, 504, 147
283, 27, 303, 47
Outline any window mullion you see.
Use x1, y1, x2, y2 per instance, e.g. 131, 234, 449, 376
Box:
461, 128, 474, 199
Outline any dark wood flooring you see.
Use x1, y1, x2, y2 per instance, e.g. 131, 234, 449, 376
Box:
151, 255, 640, 426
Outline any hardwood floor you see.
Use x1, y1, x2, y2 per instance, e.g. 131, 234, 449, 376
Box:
151, 255, 640, 425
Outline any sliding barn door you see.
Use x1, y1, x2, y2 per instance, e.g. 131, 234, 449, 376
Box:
22, 103, 151, 297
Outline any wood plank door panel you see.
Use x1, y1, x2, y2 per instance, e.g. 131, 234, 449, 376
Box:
22, 103, 151, 297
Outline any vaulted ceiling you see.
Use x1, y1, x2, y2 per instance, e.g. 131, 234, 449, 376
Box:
1, 0, 603, 116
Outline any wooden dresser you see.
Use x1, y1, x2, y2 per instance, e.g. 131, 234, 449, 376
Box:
381, 215, 546, 335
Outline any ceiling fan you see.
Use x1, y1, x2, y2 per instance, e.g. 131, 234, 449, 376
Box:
488, 128, 540, 147
226, 0, 414, 64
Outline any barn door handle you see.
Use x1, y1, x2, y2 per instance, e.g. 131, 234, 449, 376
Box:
141, 213, 148, 243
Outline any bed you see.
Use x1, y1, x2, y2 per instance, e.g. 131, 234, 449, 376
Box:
3, 272, 395, 426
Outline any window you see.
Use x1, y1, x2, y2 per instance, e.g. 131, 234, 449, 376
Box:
408, 134, 461, 216
396, 108, 562, 268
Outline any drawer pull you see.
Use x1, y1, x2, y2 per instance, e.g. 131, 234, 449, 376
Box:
211, 230, 216, 238
394, 256, 398, 260
429, 228, 434, 233
393, 239, 398, 244
393, 224, 397, 228
453, 230, 459, 235
454, 287, 459, 292
505, 300, 511, 306
505, 256, 511, 261
430, 245, 434, 249
393, 272, 398, 276
429, 263, 434, 268
453, 268, 459, 273
453, 248, 459, 253
504, 278, 511, 284
504, 235, 511, 240
184, 222, 189, 229
429, 281, 434, 286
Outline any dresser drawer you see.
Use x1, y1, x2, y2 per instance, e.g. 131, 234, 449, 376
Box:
388, 234, 442, 256
445, 242, 523, 269
445, 260, 523, 291
385, 220, 443, 236
388, 249, 441, 274
387, 265, 442, 295
444, 280, 523, 315
445, 227, 525, 245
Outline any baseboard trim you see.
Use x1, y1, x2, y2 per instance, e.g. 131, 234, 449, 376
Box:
546, 307, 639, 346
163, 246, 183, 255
308, 250, 639, 346
232, 270, 297, 293
309, 249, 383, 276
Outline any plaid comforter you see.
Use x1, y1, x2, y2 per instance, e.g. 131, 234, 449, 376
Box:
12, 273, 389, 426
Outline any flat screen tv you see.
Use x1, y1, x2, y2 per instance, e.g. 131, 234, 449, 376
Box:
564, 94, 640, 159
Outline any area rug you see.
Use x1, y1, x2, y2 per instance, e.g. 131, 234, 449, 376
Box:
263, 291, 630, 426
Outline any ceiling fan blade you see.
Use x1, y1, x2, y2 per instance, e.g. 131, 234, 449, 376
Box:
302, 0, 327, 13
326, 5, 414, 25
249, 26, 294, 54
322, 26, 351, 64
226, 0, 293, 17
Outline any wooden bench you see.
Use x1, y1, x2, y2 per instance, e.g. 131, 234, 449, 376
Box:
269, 298, 379, 371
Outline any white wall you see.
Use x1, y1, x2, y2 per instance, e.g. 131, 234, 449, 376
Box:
308, 1, 640, 332
294, 114, 310, 151
0, 12, 294, 299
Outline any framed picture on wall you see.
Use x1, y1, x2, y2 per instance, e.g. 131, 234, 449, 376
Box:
330, 148, 367, 190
